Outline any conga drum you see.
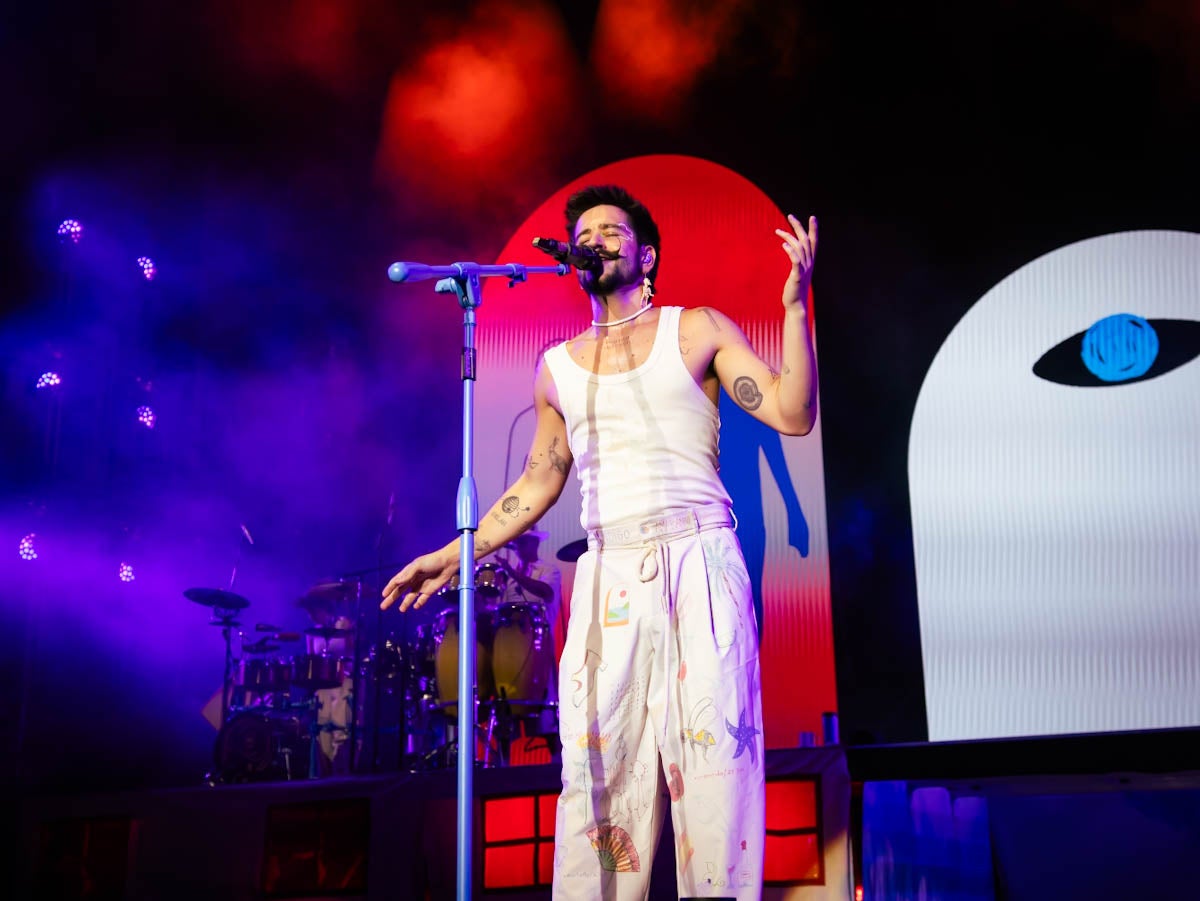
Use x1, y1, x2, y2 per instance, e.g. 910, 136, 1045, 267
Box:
433, 608, 495, 718
491, 601, 554, 714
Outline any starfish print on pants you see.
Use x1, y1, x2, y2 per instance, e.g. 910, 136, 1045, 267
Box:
725, 709, 760, 764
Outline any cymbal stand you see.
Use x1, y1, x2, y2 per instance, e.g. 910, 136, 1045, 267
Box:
306, 694, 323, 780
212, 608, 241, 730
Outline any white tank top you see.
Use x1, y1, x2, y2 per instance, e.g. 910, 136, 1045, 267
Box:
543, 306, 732, 532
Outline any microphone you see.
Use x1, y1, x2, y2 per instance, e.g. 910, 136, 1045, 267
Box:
531, 237, 603, 273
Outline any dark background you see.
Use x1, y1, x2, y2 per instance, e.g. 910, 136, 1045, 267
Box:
2, 0, 1197, 793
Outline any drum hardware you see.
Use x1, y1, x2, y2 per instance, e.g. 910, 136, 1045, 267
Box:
290, 653, 351, 690
433, 561, 510, 606
184, 587, 251, 610
241, 638, 280, 655
209, 708, 313, 784
187, 586, 252, 731
197, 564, 562, 782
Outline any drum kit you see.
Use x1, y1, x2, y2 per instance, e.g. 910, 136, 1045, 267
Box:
188, 550, 572, 784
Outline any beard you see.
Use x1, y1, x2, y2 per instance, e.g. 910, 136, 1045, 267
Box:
578, 253, 640, 295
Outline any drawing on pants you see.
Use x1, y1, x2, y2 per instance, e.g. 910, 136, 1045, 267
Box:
725, 707, 761, 763
587, 823, 641, 873
681, 696, 719, 761
570, 648, 607, 709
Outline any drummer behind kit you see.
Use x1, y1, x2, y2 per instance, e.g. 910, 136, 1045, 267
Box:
188, 531, 571, 783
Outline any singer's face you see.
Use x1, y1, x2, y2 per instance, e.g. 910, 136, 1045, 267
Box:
573, 204, 642, 294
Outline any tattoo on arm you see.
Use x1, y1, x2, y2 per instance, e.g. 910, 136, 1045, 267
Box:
501, 495, 522, 516
548, 436, 570, 475
733, 376, 764, 411
491, 512, 508, 526
478, 538, 493, 553
783, 364, 791, 375
702, 308, 722, 332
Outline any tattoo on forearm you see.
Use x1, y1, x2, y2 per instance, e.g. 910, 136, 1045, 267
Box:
548, 436, 569, 475
491, 512, 508, 526
501, 495, 522, 516
478, 538, 493, 553
733, 376, 764, 411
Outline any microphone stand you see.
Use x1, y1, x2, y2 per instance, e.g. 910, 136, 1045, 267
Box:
388, 258, 568, 900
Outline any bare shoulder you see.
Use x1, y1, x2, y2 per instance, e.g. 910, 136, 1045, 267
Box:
534, 350, 563, 412
681, 306, 749, 345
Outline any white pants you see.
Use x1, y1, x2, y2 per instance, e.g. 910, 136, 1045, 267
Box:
553, 522, 765, 900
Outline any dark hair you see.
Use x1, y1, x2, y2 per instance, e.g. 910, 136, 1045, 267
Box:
564, 185, 661, 283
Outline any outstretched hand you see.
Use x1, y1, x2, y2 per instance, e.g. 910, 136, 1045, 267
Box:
777, 213, 818, 311
380, 549, 458, 612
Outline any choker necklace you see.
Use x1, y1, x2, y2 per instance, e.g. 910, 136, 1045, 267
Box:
592, 302, 654, 328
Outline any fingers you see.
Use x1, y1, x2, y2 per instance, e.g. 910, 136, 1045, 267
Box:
381, 556, 455, 611
380, 565, 415, 610
776, 214, 817, 272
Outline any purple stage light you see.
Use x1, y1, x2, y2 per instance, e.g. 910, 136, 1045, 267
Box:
119, 562, 135, 582
36, 371, 62, 389
57, 219, 83, 243
137, 256, 156, 281
136, 405, 156, 429
19, 534, 38, 561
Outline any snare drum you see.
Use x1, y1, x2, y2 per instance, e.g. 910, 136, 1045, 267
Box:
491, 602, 554, 713
433, 608, 495, 717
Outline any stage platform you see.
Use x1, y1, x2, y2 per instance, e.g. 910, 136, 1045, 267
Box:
15, 747, 852, 900
17, 728, 1200, 900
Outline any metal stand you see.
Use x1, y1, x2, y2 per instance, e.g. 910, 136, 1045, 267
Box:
215, 612, 240, 730
388, 258, 567, 900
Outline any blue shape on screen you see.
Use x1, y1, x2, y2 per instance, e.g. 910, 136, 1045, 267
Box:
1080, 314, 1159, 382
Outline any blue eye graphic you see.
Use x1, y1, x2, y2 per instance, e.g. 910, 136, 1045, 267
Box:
1081, 314, 1159, 381
1033, 315, 1200, 386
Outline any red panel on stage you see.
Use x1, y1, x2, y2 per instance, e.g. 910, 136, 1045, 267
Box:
261, 799, 369, 896
482, 792, 558, 889
764, 832, 821, 883
509, 735, 555, 767
484, 796, 535, 842
485, 844, 536, 888
538, 841, 556, 884
538, 792, 558, 836
35, 817, 134, 899
766, 777, 818, 830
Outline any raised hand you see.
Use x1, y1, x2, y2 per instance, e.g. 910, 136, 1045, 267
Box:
776, 214, 818, 311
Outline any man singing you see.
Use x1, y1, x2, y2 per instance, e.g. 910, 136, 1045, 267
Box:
383, 185, 818, 899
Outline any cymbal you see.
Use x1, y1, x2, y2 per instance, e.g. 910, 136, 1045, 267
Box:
297, 582, 357, 610
556, 538, 588, 563
242, 639, 280, 654
304, 625, 353, 639
184, 587, 250, 610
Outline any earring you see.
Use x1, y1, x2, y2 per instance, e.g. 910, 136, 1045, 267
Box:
642, 275, 654, 303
